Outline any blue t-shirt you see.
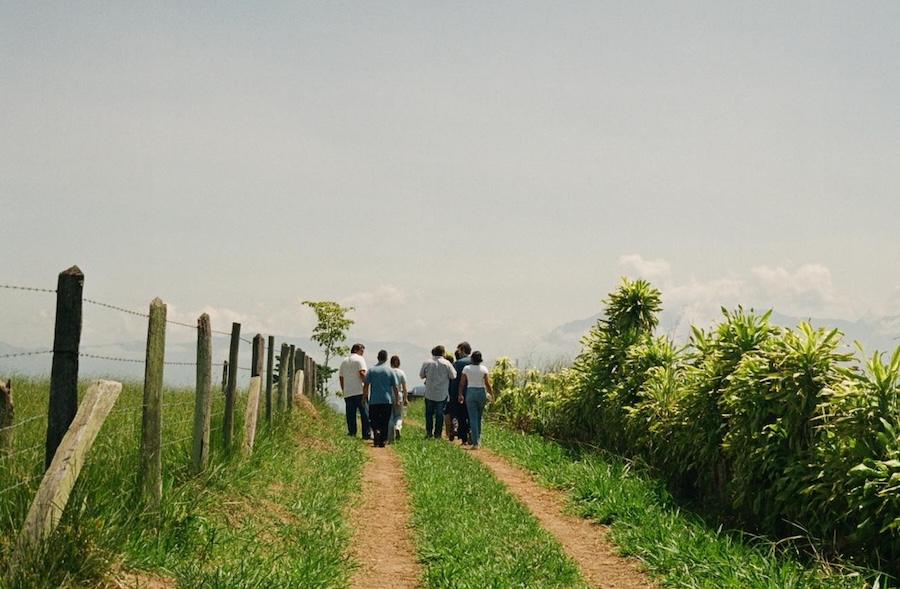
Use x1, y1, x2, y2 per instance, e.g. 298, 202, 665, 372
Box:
365, 362, 399, 405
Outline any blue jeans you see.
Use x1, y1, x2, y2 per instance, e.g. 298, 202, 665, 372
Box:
466, 387, 487, 446
345, 395, 371, 438
424, 398, 447, 438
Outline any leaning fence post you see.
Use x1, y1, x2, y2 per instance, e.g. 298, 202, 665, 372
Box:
191, 313, 212, 474
223, 322, 241, 450
242, 335, 264, 455
14, 380, 122, 564
139, 297, 166, 512
265, 335, 274, 426
45, 265, 84, 470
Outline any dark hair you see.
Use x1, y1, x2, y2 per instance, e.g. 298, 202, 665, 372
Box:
390, 355, 400, 368
471, 351, 483, 365
377, 349, 388, 362
350, 343, 365, 354
431, 345, 445, 357
457, 341, 472, 355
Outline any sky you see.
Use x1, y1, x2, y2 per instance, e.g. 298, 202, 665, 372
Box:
2, 2, 900, 378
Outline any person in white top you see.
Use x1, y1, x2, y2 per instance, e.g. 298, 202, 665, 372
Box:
339, 343, 370, 439
458, 350, 493, 449
387, 355, 408, 442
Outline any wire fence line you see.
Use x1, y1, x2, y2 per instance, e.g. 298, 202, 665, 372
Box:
1, 269, 321, 551
0, 282, 303, 376
3, 282, 280, 353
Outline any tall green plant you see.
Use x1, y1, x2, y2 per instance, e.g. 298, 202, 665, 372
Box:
721, 322, 852, 532
568, 277, 663, 450
667, 308, 780, 502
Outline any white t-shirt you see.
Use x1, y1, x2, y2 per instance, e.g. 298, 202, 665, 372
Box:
462, 363, 489, 388
394, 368, 407, 404
339, 353, 366, 397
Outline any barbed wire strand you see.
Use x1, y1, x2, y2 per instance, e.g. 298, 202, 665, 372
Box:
6, 285, 263, 341
0, 284, 56, 294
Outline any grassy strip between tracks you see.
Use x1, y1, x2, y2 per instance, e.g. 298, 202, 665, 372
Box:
392, 420, 591, 589
482, 420, 886, 589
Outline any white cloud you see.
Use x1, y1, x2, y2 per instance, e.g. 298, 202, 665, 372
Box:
618, 254, 672, 279
344, 284, 409, 308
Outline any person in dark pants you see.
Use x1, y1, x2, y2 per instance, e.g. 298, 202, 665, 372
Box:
449, 342, 472, 444
363, 349, 399, 447
339, 343, 370, 439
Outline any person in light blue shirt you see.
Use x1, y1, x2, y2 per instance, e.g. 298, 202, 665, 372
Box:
364, 349, 399, 447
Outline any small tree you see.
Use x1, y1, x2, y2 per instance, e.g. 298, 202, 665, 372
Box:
301, 300, 354, 395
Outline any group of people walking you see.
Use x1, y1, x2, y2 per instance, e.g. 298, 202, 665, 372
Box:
338, 341, 493, 449
338, 343, 408, 447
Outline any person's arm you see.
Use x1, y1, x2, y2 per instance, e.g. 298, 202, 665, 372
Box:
458, 373, 467, 404
402, 380, 409, 406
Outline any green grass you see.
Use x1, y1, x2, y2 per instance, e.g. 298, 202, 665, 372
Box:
2, 383, 891, 588
394, 400, 590, 588
482, 419, 887, 588
1, 377, 367, 588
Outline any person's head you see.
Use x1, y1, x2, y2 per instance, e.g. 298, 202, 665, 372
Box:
471, 351, 483, 365
431, 345, 445, 358
390, 355, 400, 368
457, 341, 472, 356
377, 349, 388, 363
350, 343, 365, 354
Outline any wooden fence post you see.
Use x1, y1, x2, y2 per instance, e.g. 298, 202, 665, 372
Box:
139, 298, 166, 512
45, 265, 84, 469
242, 335, 264, 455
191, 313, 212, 474
295, 349, 306, 397
223, 322, 241, 450
14, 380, 122, 563
0, 379, 12, 453
287, 345, 296, 411
277, 343, 288, 410
265, 335, 274, 426
306, 356, 315, 401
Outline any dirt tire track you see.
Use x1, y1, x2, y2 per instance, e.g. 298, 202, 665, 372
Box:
347, 445, 420, 589
471, 447, 658, 589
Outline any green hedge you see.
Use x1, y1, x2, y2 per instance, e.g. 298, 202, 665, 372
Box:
490, 277, 900, 576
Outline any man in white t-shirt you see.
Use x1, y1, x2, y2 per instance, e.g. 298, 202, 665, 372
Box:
339, 343, 370, 439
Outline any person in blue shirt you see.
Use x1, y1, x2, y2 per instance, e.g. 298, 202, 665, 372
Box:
363, 349, 400, 448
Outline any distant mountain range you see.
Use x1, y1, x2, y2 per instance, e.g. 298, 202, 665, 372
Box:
3, 312, 898, 387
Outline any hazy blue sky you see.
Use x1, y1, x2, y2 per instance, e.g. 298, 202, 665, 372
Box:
3, 2, 899, 368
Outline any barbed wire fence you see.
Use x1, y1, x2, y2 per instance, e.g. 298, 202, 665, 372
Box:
0, 267, 320, 542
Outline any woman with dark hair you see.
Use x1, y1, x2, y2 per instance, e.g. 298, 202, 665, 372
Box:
458, 350, 493, 449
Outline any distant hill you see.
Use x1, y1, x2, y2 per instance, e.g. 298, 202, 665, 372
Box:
3, 313, 897, 386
